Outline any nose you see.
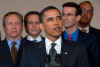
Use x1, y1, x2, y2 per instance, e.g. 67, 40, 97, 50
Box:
11, 22, 18, 29
12, 25, 17, 30
32, 22, 38, 27
32, 23, 36, 26
62, 15, 68, 21
53, 18, 61, 25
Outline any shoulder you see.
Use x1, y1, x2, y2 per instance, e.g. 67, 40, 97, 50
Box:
79, 31, 96, 41
90, 26, 100, 33
0, 39, 8, 48
90, 26, 100, 31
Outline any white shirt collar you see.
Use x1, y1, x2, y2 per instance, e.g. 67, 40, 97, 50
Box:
78, 26, 89, 33
27, 35, 42, 42
45, 36, 62, 55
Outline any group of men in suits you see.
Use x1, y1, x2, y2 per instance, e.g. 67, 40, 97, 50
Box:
0, 1, 100, 67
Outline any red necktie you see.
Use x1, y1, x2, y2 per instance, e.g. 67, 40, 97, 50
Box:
68, 34, 72, 40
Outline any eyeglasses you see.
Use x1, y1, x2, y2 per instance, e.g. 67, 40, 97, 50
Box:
81, 8, 93, 14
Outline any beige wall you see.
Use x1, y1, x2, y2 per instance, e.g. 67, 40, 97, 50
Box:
0, 0, 100, 40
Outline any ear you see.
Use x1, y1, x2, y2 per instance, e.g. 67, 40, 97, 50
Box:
76, 15, 81, 22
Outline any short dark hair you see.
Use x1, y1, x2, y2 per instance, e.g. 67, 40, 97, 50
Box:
40, 6, 61, 22
62, 2, 82, 16
3, 11, 23, 27
80, 1, 93, 10
24, 11, 40, 29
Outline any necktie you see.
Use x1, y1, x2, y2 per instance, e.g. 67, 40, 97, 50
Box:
33, 40, 38, 43
68, 34, 72, 40
49, 43, 57, 67
81, 28, 86, 33
11, 41, 17, 64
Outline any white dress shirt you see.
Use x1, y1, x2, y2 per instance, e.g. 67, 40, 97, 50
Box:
79, 26, 89, 33
7, 38, 21, 51
45, 36, 62, 55
27, 35, 42, 42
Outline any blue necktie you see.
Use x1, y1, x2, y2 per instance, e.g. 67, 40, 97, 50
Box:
33, 40, 37, 42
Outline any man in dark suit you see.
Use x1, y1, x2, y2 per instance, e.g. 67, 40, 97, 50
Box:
0, 12, 24, 67
62, 2, 99, 67
23, 11, 44, 47
79, 1, 100, 66
79, 1, 100, 44
20, 6, 89, 67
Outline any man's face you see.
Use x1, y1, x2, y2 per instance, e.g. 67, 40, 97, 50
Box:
42, 9, 62, 38
27, 14, 41, 37
4, 14, 23, 39
62, 7, 79, 29
79, 3, 93, 27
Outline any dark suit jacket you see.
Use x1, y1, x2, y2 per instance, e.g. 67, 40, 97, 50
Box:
89, 26, 100, 47
89, 26, 100, 41
89, 26, 100, 67
63, 30, 98, 67
0, 38, 24, 67
20, 37, 89, 67
78, 30, 98, 67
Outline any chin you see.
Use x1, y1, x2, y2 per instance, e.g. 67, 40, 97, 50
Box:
54, 34, 61, 38
10, 36, 18, 39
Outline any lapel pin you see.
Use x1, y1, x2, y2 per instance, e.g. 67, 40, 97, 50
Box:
64, 52, 68, 55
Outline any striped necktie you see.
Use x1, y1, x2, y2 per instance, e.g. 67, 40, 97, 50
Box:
11, 41, 17, 64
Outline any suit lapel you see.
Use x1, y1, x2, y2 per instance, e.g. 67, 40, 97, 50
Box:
61, 37, 74, 56
16, 38, 23, 65
37, 38, 47, 64
89, 26, 95, 34
2, 39, 11, 55
77, 30, 87, 42
40, 38, 47, 56
1, 39, 13, 63
61, 37, 76, 66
